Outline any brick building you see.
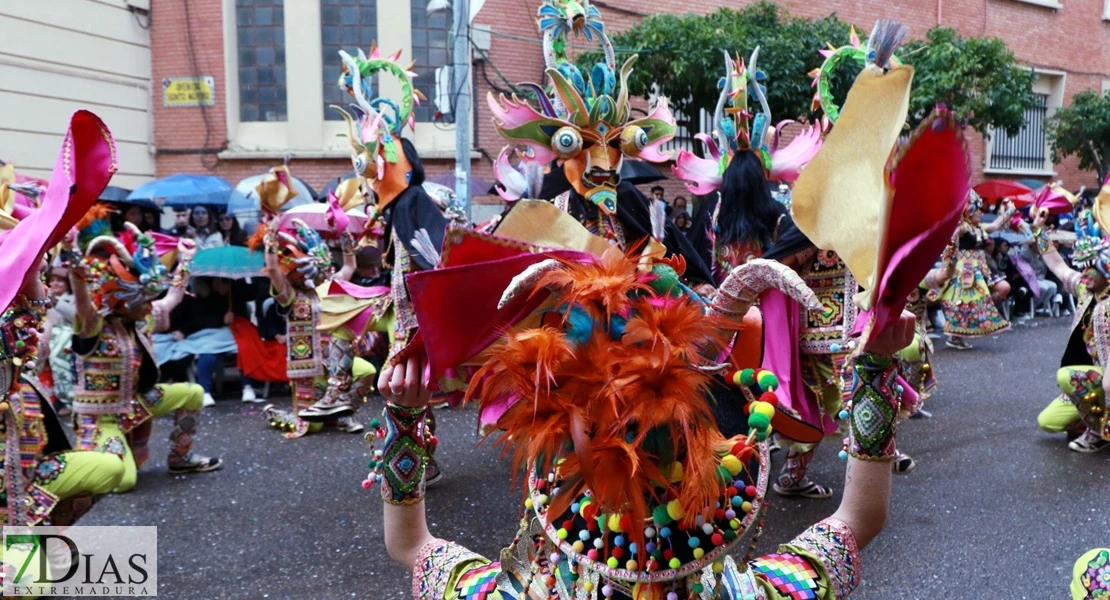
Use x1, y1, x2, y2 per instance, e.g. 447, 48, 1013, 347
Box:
149, 0, 1110, 215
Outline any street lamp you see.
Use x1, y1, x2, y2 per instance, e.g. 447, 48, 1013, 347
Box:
426, 0, 472, 221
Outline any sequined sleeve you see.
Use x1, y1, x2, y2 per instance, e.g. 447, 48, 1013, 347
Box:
150, 301, 171, 334
412, 539, 502, 600
749, 518, 861, 600
1063, 270, 1084, 298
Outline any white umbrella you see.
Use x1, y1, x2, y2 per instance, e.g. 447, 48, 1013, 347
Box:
230, 173, 317, 234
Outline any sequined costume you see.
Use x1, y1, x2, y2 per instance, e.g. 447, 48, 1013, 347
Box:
71, 305, 214, 492
1035, 202, 1110, 449
410, 516, 861, 600
0, 111, 130, 585
68, 215, 221, 488
252, 170, 378, 433
938, 220, 1010, 338
768, 250, 857, 496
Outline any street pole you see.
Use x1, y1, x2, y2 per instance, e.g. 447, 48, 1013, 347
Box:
452, 0, 472, 221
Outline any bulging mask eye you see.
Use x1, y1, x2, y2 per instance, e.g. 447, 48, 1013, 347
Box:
551, 126, 583, 159
620, 125, 649, 155
353, 153, 369, 176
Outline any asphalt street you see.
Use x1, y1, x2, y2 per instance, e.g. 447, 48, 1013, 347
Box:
70, 316, 1108, 599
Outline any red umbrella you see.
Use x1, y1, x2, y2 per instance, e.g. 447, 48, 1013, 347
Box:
973, 179, 1032, 201
1010, 191, 1038, 207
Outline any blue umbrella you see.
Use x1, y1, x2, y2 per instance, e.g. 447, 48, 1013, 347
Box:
128, 174, 236, 208
100, 185, 161, 212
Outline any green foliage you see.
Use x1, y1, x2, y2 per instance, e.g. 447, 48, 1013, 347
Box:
573, 3, 1036, 141
577, 2, 851, 132
1047, 90, 1110, 185
900, 27, 1038, 135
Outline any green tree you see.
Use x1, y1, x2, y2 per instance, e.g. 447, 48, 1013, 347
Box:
578, 2, 851, 136
1046, 90, 1110, 185
900, 27, 1038, 135
574, 3, 1037, 141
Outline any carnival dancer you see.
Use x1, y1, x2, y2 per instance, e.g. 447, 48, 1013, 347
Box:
364, 19, 971, 599
674, 50, 822, 285
0, 111, 130, 588
779, 22, 971, 493
256, 194, 371, 437
66, 219, 221, 493
299, 46, 454, 482
1032, 194, 1110, 453
368, 244, 917, 600
327, 45, 452, 360
489, 1, 713, 286
936, 192, 1013, 349
667, 48, 843, 496
299, 45, 450, 423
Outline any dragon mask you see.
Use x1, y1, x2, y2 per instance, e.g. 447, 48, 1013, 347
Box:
333, 45, 426, 211
673, 49, 823, 196
489, 1, 676, 216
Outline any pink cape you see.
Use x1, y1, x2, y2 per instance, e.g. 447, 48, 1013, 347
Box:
0, 110, 115, 313
760, 289, 835, 441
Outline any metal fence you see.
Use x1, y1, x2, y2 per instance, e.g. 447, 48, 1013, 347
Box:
657, 107, 713, 155
989, 93, 1049, 172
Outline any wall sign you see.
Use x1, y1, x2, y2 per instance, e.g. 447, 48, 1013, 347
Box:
163, 77, 216, 107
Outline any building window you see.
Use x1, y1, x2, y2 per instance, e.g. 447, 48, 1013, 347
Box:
410, 0, 452, 122
321, 0, 378, 121
237, 0, 287, 122
1010, 0, 1063, 8
989, 94, 1049, 172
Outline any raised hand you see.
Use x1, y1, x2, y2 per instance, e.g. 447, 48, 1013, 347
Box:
862, 310, 915, 356
377, 354, 433, 409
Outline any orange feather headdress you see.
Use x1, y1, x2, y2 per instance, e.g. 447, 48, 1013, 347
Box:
466, 248, 783, 593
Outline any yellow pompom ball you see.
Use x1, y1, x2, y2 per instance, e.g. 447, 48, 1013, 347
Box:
573, 541, 585, 553
608, 514, 624, 533
720, 454, 743, 476
584, 582, 594, 592
667, 462, 684, 483
666, 499, 685, 521
712, 561, 725, 574
753, 402, 775, 418
693, 548, 705, 560
741, 501, 752, 513
626, 560, 638, 571
578, 499, 591, 516
525, 498, 534, 510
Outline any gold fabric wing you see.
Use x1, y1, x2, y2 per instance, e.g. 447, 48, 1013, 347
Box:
791, 64, 914, 297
